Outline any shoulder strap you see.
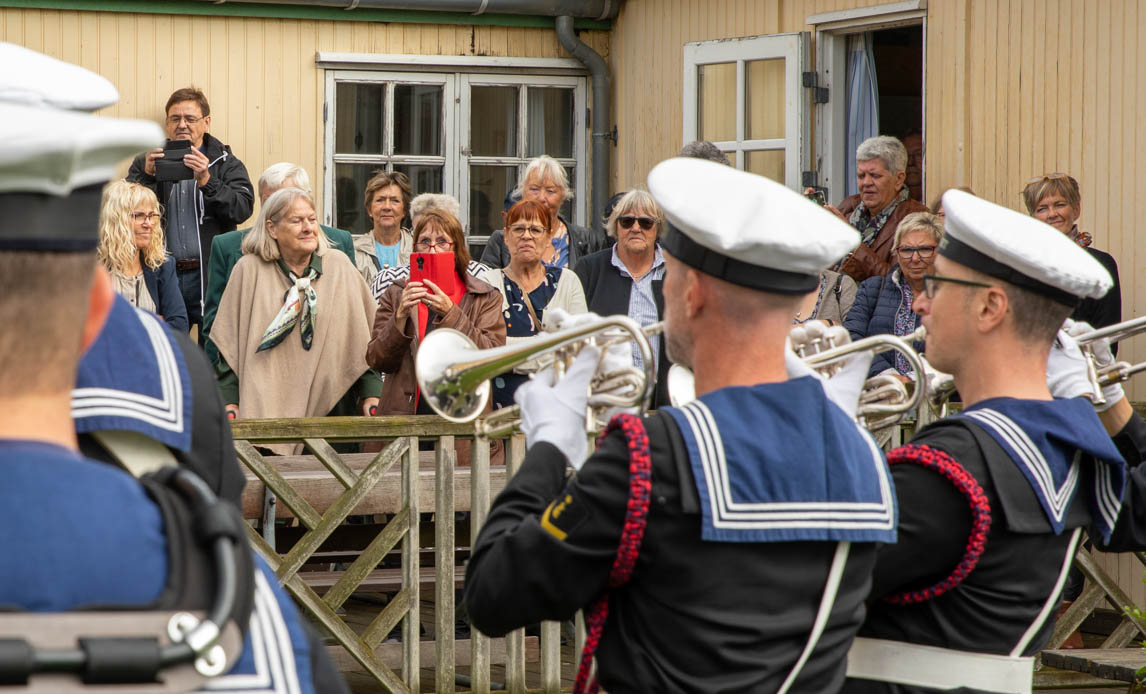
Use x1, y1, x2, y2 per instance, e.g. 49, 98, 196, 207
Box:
575, 413, 653, 694
776, 542, 851, 694
91, 430, 179, 478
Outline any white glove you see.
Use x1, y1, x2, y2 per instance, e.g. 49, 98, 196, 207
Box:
514, 345, 599, 469
542, 307, 598, 332
547, 307, 641, 415
1052, 320, 1124, 411
785, 332, 874, 419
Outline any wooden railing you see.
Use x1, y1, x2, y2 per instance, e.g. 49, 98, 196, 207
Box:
230, 416, 577, 694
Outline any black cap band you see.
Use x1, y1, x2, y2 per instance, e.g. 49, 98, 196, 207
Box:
938, 233, 1080, 307
0, 185, 103, 252
660, 222, 818, 294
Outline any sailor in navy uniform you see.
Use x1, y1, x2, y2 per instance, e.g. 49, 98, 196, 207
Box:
464, 158, 898, 693
0, 43, 347, 693
844, 190, 1146, 693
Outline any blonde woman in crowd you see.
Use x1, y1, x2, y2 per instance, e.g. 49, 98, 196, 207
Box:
98, 180, 188, 332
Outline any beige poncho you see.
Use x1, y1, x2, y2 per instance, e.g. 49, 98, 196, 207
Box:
212, 249, 376, 452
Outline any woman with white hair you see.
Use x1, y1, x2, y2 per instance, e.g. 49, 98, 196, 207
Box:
810, 135, 927, 283
573, 189, 673, 407
844, 211, 943, 381
211, 188, 380, 451
480, 155, 603, 269
98, 180, 189, 332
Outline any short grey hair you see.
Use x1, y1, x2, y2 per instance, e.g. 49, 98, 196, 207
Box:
258, 162, 311, 195
893, 211, 944, 248
241, 187, 330, 261
856, 136, 908, 175
678, 140, 731, 166
514, 155, 573, 200
606, 189, 664, 239
410, 193, 461, 221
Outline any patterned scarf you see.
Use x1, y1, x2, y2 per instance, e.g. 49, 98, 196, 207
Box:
893, 270, 920, 375
257, 265, 319, 352
1068, 225, 1093, 248
850, 187, 910, 246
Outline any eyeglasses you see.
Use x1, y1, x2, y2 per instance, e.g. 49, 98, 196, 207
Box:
507, 224, 547, 238
525, 185, 560, 197
131, 212, 161, 223
415, 239, 454, 251
165, 114, 203, 125
618, 216, 656, 231
895, 244, 937, 260
921, 273, 994, 299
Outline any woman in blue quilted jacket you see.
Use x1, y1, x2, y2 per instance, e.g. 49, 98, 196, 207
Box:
843, 211, 943, 380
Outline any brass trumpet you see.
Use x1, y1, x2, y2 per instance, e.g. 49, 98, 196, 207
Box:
1072, 315, 1146, 406
415, 315, 659, 437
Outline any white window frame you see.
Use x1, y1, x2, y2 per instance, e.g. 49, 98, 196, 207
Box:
321, 55, 589, 237
323, 70, 457, 229
808, 0, 927, 204
682, 33, 810, 190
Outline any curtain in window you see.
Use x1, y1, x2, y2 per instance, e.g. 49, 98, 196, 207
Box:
845, 33, 879, 198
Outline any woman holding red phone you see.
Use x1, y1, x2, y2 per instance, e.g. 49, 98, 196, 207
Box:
367, 211, 506, 441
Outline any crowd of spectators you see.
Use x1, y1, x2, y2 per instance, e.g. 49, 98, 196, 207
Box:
104, 88, 1123, 444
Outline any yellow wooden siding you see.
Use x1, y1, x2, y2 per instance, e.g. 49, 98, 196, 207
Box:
0, 8, 608, 228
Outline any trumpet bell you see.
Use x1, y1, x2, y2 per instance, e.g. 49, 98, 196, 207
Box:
415, 328, 491, 422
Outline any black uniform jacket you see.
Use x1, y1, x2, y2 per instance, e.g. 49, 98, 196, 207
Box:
465, 411, 879, 694
573, 245, 673, 409
845, 413, 1146, 694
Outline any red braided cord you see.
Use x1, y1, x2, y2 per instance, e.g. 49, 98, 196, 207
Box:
574, 414, 653, 694
881, 443, 993, 605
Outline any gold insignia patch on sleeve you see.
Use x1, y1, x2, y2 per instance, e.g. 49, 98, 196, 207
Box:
540, 490, 588, 541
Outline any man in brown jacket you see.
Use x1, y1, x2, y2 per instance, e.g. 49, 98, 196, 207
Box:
814, 135, 928, 283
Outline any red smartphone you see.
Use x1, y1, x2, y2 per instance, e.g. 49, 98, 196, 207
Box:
409, 252, 456, 294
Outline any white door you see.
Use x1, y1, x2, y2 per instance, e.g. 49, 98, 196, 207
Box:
682, 33, 811, 190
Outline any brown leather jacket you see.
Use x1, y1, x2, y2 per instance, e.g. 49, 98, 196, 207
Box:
837, 193, 928, 283
366, 272, 507, 464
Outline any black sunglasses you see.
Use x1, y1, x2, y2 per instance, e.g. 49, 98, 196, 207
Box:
921, 273, 995, 299
618, 215, 656, 231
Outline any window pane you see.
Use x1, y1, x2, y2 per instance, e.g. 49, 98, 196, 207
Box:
526, 87, 574, 158
746, 59, 785, 140
470, 86, 518, 157
697, 62, 736, 142
391, 164, 443, 202
394, 84, 443, 156
335, 83, 384, 154
334, 162, 386, 235
745, 149, 785, 184
469, 165, 517, 239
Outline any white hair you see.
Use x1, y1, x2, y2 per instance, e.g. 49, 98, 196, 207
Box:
258, 162, 311, 195
514, 155, 573, 200
241, 187, 329, 261
606, 189, 664, 239
856, 136, 908, 175
410, 193, 461, 221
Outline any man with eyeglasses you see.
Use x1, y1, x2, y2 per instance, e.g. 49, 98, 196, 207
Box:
844, 190, 1146, 693
128, 87, 254, 336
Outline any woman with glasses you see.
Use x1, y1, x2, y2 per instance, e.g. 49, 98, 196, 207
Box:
1022, 173, 1121, 332
211, 188, 380, 453
97, 181, 189, 332
487, 199, 587, 407
573, 189, 674, 407
367, 210, 506, 422
844, 211, 943, 380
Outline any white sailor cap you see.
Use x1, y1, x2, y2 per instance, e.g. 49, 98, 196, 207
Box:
647, 157, 859, 293
0, 42, 162, 251
939, 189, 1113, 305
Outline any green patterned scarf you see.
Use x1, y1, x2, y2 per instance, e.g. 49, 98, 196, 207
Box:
257, 265, 319, 352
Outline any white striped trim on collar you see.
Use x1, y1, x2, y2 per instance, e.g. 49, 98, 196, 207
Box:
963, 408, 1080, 525
200, 570, 304, 693
71, 307, 185, 434
679, 399, 896, 531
